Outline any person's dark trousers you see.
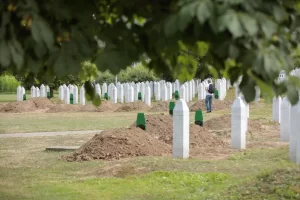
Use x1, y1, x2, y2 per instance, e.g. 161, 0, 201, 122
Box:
205, 95, 212, 112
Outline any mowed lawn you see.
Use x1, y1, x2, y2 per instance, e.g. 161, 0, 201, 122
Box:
1, 91, 298, 199
0, 134, 298, 200
0, 90, 272, 134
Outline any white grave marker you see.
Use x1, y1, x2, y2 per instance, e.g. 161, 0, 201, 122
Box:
173, 99, 189, 158
231, 97, 247, 149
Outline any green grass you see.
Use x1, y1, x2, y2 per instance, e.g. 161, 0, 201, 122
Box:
0, 93, 17, 102
0, 112, 137, 133
0, 134, 297, 200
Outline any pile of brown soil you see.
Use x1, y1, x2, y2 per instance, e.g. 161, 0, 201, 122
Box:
0, 98, 54, 113
189, 99, 233, 112
46, 104, 81, 113
65, 128, 171, 161
204, 115, 231, 130
204, 115, 280, 139
115, 101, 150, 112
131, 114, 227, 148
149, 101, 171, 112
78, 101, 121, 112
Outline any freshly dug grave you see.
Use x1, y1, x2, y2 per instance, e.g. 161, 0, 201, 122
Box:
189, 99, 233, 112
131, 114, 227, 148
204, 115, 280, 139
149, 101, 171, 112
0, 98, 54, 113
47, 100, 120, 113
115, 101, 150, 112
46, 104, 81, 113
64, 128, 171, 161
78, 100, 121, 112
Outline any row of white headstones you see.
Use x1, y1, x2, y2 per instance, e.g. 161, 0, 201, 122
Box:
272, 96, 300, 164
172, 96, 249, 159
16, 85, 50, 101
53, 78, 229, 105
17, 78, 230, 104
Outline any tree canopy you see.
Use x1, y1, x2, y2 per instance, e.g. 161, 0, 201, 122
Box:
1, 0, 300, 104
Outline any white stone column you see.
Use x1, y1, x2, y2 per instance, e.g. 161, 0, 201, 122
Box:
80, 85, 85, 105
155, 83, 161, 101
289, 101, 300, 162
162, 84, 168, 101
202, 82, 206, 99
180, 85, 186, 102
64, 87, 70, 104
272, 96, 282, 123
36, 87, 40, 97
112, 86, 117, 104
117, 84, 124, 103
31, 86, 36, 98
173, 99, 189, 158
95, 83, 101, 98
40, 84, 46, 97
167, 82, 172, 100
145, 86, 151, 106
189, 81, 193, 101
73, 86, 78, 104
231, 97, 247, 149
59, 86, 64, 101
102, 83, 107, 97
17, 86, 22, 101
280, 97, 290, 142
185, 83, 189, 103
198, 83, 204, 100
129, 86, 134, 103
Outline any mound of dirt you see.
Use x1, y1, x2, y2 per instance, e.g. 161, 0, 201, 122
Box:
115, 101, 150, 112
189, 99, 233, 112
0, 100, 37, 113
46, 104, 81, 113
149, 101, 171, 112
30, 98, 54, 109
78, 100, 121, 112
204, 115, 231, 130
131, 114, 227, 148
204, 115, 280, 139
65, 128, 171, 161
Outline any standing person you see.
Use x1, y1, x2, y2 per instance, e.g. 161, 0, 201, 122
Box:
205, 79, 214, 113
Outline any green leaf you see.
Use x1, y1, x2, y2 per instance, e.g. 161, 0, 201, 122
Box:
207, 64, 218, 79
178, 2, 197, 31
229, 44, 239, 59
273, 6, 287, 23
196, 0, 213, 24
228, 66, 242, 86
239, 13, 258, 36
218, 10, 244, 38
287, 85, 299, 105
0, 40, 11, 67
31, 17, 55, 51
92, 94, 101, 107
241, 81, 256, 103
164, 15, 178, 37
257, 13, 277, 39
8, 39, 24, 70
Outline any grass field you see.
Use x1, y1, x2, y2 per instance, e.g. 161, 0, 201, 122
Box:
0, 90, 299, 199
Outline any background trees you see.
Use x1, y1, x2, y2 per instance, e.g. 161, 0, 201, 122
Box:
1, 0, 300, 103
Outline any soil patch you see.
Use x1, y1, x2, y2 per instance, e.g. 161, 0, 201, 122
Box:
0, 98, 54, 113
131, 114, 227, 148
115, 101, 150, 112
189, 99, 233, 112
46, 104, 81, 113
64, 128, 171, 161
149, 101, 171, 112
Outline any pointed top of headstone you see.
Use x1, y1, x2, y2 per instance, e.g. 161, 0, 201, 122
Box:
232, 97, 246, 108
174, 99, 189, 112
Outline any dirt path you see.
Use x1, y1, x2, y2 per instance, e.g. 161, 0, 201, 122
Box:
0, 130, 103, 138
